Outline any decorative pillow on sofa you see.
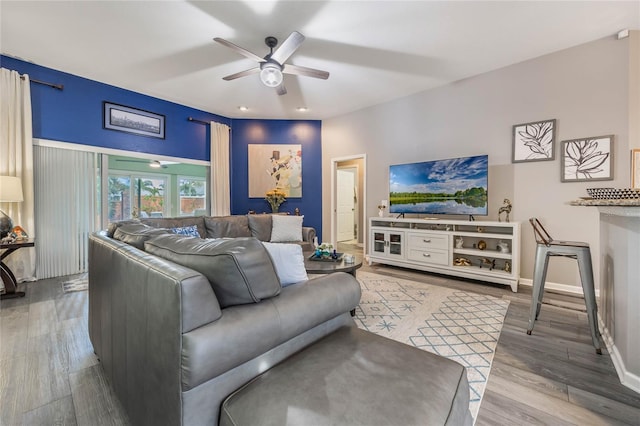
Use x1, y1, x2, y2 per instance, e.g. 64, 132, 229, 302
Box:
204, 215, 252, 239
144, 234, 281, 308
261, 242, 308, 286
270, 215, 303, 243
112, 223, 171, 250
170, 225, 201, 238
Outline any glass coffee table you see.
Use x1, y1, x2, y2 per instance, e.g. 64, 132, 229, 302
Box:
303, 252, 363, 316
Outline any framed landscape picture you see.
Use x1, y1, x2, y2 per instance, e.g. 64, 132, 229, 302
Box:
103, 102, 165, 139
512, 119, 556, 163
561, 135, 613, 182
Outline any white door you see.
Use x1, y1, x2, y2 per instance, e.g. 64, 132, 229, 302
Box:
337, 168, 356, 242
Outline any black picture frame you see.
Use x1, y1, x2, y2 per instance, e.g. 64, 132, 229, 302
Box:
103, 102, 165, 139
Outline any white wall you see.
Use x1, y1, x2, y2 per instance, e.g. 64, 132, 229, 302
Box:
322, 35, 631, 291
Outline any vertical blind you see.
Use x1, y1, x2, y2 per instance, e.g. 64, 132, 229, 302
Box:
34, 145, 97, 279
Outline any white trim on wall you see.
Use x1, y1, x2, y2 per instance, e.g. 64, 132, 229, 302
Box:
33, 138, 210, 166
330, 154, 367, 250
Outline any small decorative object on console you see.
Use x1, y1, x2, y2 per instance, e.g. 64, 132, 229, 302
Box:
455, 237, 464, 248
498, 198, 512, 222
377, 204, 386, 217
477, 240, 487, 250
497, 240, 510, 253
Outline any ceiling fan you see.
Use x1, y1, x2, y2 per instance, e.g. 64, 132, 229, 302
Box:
116, 159, 177, 169
214, 31, 329, 95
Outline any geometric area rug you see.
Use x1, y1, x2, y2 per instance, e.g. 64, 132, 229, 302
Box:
61, 273, 88, 293
353, 271, 509, 422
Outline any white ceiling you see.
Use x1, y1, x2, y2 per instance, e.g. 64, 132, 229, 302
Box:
1, 1, 638, 120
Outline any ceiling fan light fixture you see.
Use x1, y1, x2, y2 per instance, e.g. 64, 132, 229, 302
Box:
260, 63, 283, 87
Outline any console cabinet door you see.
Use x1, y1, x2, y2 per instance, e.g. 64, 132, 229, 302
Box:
371, 229, 404, 259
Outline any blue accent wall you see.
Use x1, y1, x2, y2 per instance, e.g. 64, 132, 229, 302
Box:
1, 55, 228, 160
1, 55, 322, 236
230, 119, 322, 236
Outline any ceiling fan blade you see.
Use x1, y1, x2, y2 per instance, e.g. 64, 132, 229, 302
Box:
222, 67, 260, 81
270, 31, 305, 65
283, 64, 329, 80
214, 37, 266, 63
276, 84, 287, 96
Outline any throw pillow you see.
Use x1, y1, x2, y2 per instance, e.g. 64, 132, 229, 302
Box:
262, 242, 308, 286
270, 215, 303, 242
144, 234, 281, 308
170, 225, 201, 238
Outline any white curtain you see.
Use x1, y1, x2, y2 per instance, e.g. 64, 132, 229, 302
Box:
0, 68, 36, 287
211, 122, 231, 216
34, 145, 96, 279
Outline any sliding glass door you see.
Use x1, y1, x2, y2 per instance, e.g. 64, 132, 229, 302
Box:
108, 173, 168, 221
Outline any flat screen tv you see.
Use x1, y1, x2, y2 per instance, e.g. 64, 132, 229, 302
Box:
389, 154, 488, 216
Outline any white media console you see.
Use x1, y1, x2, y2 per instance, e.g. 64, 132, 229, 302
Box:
368, 217, 521, 292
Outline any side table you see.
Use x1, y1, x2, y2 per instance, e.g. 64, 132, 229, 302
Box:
1, 239, 34, 300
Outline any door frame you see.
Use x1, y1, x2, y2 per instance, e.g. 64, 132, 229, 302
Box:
330, 154, 367, 252
336, 166, 358, 242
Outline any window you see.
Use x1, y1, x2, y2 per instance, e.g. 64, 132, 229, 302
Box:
179, 176, 206, 216
108, 173, 168, 221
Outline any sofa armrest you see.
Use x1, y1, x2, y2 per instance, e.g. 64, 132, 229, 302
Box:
302, 226, 315, 243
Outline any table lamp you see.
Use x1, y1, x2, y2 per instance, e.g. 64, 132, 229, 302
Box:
0, 175, 24, 238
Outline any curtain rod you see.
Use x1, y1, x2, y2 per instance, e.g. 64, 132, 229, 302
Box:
20, 75, 64, 90
188, 117, 210, 125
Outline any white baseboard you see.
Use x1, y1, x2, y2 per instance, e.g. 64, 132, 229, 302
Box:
518, 278, 600, 298
599, 317, 640, 393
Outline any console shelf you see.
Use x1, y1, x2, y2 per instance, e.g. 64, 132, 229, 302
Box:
369, 217, 521, 292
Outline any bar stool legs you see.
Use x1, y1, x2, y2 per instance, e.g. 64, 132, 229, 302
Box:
526, 243, 603, 354
576, 249, 603, 354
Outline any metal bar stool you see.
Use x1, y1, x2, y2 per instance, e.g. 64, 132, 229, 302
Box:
527, 218, 603, 354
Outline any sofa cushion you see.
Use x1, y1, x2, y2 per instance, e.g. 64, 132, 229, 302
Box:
204, 215, 251, 239
261, 242, 308, 286
170, 225, 201, 238
144, 234, 281, 308
219, 327, 472, 426
106, 219, 140, 237
247, 214, 272, 242
113, 223, 171, 250
140, 216, 206, 241
270, 215, 303, 243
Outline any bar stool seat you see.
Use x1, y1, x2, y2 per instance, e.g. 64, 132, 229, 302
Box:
527, 218, 603, 354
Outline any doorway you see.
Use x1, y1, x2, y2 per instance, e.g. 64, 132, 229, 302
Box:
337, 167, 357, 242
331, 155, 366, 253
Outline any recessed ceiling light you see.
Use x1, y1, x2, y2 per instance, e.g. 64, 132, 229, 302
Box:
238, 106, 248, 111
296, 107, 308, 112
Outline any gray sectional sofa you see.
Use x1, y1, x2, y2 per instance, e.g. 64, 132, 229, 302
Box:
88, 215, 472, 426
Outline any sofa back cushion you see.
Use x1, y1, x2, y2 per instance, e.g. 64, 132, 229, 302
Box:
140, 216, 206, 240
247, 214, 272, 242
204, 215, 251, 239
144, 234, 281, 308
113, 223, 171, 250
107, 219, 141, 237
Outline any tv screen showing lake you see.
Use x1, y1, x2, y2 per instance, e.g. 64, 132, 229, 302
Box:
389, 155, 488, 215
391, 199, 487, 215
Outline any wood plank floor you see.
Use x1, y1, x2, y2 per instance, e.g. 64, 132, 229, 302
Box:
2, 254, 639, 425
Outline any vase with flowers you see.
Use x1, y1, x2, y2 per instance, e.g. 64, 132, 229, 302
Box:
265, 188, 287, 213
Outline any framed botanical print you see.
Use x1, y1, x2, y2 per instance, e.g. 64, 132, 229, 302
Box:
512, 119, 556, 163
561, 135, 613, 182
